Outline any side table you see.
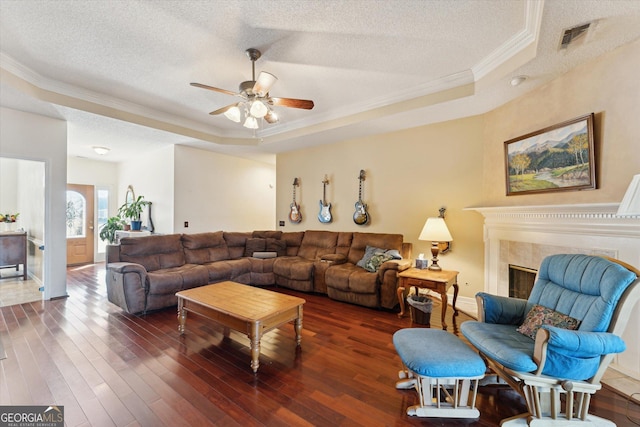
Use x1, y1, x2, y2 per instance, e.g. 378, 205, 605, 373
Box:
397, 268, 459, 329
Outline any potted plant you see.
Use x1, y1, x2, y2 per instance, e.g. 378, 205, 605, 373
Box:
118, 195, 150, 231
99, 216, 126, 244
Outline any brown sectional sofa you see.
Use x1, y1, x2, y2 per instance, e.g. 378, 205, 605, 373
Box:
106, 230, 411, 314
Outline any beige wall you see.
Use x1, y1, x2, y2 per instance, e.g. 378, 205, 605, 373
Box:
483, 39, 640, 206
276, 39, 640, 303
277, 116, 486, 300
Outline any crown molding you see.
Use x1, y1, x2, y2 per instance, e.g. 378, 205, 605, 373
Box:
472, 0, 544, 80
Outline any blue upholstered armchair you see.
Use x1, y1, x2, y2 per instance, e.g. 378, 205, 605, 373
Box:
461, 254, 640, 426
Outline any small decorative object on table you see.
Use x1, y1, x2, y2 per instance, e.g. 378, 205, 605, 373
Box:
415, 253, 428, 269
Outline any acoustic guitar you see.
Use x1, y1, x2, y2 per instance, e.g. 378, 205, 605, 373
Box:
318, 175, 332, 223
353, 170, 370, 225
289, 178, 302, 223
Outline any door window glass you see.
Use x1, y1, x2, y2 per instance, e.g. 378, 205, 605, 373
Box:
97, 188, 109, 253
66, 190, 86, 238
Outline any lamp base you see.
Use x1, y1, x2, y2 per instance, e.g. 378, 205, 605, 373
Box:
428, 243, 442, 271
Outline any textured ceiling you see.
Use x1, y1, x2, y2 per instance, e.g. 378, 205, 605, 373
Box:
1, 0, 639, 164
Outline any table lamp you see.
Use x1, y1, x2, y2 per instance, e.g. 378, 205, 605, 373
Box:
419, 211, 453, 271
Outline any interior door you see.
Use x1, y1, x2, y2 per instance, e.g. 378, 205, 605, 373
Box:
66, 184, 95, 265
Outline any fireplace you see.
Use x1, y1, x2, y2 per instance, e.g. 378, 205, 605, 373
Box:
470, 203, 640, 379
509, 264, 537, 299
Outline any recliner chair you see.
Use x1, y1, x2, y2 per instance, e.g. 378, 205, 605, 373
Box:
461, 254, 640, 426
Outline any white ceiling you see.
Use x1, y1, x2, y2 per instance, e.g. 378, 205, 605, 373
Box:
1, 0, 639, 164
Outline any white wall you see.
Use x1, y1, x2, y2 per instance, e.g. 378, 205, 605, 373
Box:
118, 145, 175, 233
173, 145, 276, 233
0, 107, 67, 300
0, 158, 18, 212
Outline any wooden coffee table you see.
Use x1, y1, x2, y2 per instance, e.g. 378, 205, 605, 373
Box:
176, 281, 305, 373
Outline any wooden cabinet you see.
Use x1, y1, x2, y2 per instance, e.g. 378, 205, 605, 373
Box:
0, 231, 28, 280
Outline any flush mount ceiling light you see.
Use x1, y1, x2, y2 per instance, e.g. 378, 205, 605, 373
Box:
510, 75, 528, 86
93, 146, 110, 155
191, 48, 314, 131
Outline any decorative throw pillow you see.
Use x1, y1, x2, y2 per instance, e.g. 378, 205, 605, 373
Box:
364, 252, 395, 272
517, 304, 580, 340
356, 246, 385, 269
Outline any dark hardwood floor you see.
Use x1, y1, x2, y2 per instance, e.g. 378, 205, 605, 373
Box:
1, 263, 638, 426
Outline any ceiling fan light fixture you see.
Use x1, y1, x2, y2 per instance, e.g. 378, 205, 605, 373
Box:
249, 100, 269, 118
264, 109, 279, 124
243, 116, 259, 129
223, 105, 241, 122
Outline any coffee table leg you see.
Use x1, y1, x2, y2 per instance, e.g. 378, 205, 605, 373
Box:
295, 306, 303, 347
178, 298, 186, 335
249, 321, 261, 373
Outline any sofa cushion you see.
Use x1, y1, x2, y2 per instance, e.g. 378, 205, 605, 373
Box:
266, 238, 286, 256
297, 230, 339, 260
273, 256, 315, 280
223, 232, 252, 259
347, 232, 403, 265
517, 304, 580, 339
253, 230, 283, 239
325, 263, 378, 294
120, 234, 185, 272
146, 264, 209, 295
244, 238, 266, 257
281, 232, 305, 256
182, 232, 230, 264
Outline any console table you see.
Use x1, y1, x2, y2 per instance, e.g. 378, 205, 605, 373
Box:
0, 231, 28, 280
397, 268, 459, 329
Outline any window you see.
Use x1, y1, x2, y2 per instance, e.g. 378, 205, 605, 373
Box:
66, 190, 86, 238
97, 188, 109, 254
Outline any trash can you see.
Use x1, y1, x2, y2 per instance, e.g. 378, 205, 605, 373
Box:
407, 294, 433, 326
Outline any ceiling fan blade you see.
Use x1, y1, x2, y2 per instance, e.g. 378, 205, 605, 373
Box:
271, 97, 315, 110
253, 72, 278, 97
190, 82, 237, 97
209, 104, 237, 115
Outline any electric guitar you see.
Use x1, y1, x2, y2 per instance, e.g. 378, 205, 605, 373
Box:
318, 175, 332, 223
353, 169, 370, 225
289, 178, 302, 223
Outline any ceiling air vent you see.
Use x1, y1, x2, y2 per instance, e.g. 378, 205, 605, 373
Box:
560, 22, 591, 49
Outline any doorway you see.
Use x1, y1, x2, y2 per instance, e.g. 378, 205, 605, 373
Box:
66, 184, 95, 266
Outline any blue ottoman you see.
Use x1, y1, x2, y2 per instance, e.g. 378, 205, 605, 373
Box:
393, 328, 486, 418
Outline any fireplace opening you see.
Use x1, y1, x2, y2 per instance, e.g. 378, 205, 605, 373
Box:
509, 265, 537, 299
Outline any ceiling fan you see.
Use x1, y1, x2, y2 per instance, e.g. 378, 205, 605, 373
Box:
191, 48, 314, 129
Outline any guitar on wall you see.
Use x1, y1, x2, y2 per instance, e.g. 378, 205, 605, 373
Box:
318, 175, 332, 223
353, 169, 370, 225
289, 178, 302, 223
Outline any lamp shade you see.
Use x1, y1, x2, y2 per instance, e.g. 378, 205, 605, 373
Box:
419, 217, 453, 242
617, 174, 640, 216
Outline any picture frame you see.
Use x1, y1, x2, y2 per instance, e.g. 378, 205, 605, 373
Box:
504, 113, 596, 196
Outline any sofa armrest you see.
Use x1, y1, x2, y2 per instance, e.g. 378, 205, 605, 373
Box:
320, 253, 347, 265
377, 259, 411, 280
107, 261, 148, 275
476, 292, 529, 325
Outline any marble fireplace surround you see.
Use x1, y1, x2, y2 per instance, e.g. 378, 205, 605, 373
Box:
470, 203, 640, 379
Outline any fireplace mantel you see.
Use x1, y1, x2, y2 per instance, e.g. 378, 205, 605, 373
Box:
467, 202, 640, 378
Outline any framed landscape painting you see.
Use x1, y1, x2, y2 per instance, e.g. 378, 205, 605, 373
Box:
504, 114, 596, 196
